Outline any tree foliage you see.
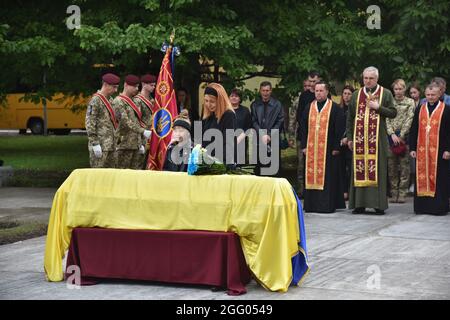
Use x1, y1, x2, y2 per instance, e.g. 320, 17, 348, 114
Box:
1, 0, 449, 107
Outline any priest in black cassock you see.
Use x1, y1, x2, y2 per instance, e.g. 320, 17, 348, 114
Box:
300, 81, 346, 213
409, 84, 450, 215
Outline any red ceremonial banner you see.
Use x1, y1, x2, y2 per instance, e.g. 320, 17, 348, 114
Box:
146, 45, 178, 170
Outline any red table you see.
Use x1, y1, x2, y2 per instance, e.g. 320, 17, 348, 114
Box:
65, 228, 252, 295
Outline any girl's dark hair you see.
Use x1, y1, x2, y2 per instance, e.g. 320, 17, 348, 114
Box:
229, 88, 242, 99
409, 82, 421, 93
342, 84, 355, 93
340, 85, 355, 107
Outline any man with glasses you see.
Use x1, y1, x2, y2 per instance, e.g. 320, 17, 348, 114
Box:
346, 66, 397, 215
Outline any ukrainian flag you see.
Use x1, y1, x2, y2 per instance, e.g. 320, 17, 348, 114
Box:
291, 190, 310, 286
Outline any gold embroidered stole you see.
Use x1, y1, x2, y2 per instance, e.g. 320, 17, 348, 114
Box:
416, 101, 445, 197
306, 99, 333, 190
353, 86, 384, 187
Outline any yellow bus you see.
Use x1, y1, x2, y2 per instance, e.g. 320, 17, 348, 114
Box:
0, 93, 88, 135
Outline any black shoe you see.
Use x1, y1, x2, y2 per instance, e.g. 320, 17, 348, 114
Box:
374, 209, 385, 215
352, 207, 365, 214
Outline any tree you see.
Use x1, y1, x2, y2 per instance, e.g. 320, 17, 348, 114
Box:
1, 0, 449, 110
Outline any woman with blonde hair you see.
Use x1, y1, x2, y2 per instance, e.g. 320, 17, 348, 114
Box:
200, 83, 237, 166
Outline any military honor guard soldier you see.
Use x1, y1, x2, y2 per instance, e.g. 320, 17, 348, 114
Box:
133, 74, 157, 169
85, 73, 120, 168
113, 74, 152, 169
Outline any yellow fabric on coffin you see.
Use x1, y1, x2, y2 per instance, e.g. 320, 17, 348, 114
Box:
44, 169, 300, 292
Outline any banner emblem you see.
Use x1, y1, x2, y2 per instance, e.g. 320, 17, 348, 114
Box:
152, 108, 173, 139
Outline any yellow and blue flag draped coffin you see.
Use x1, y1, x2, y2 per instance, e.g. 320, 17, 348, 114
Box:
44, 169, 309, 292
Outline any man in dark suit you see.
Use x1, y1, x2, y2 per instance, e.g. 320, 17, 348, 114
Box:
250, 81, 284, 176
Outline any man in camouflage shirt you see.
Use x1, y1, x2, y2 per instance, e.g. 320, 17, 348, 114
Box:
113, 75, 152, 169
386, 79, 416, 203
288, 94, 299, 144
85, 73, 120, 168
133, 74, 156, 169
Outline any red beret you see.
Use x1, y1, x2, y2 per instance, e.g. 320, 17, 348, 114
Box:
125, 74, 140, 86
141, 74, 157, 84
102, 73, 120, 85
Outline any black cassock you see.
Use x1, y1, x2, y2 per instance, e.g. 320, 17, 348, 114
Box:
409, 102, 450, 215
301, 101, 346, 213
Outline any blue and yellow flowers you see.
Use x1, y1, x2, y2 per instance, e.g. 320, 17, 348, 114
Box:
187, 144, 227, 175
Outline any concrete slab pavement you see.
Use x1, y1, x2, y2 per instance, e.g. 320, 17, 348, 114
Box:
0, 188, 449, 300
0, 188, 55, 223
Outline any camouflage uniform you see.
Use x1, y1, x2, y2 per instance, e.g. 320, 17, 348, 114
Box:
133, 96, 153, 169
113, 96, 146, 169
386, 96, 415, 201
289, 93, 305, 196
85, 94, 117, 168
288, 94, 299, 140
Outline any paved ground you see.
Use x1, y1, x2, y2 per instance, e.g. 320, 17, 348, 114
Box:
0, 188, 55, 224
0, 187, 449, 300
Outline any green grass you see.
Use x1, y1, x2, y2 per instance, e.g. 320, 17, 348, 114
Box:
0, 220, 48, 245
280, 147, 298, 189
281, 147, 298, 170
0, 135, 89, 187
0, 135, 89, 170
0, 135, 297, 172
8, 169, 72, 187
0, 135, 299, 187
